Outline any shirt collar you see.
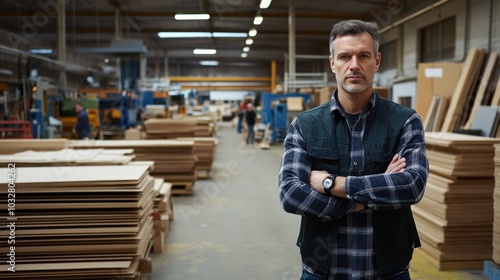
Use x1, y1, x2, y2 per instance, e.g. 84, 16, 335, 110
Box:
329, 89, 377, 117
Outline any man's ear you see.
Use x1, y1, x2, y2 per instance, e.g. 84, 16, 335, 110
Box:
375, 52, 381, 72
329, 55, 335, 73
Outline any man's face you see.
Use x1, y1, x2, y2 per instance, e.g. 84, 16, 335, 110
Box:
75, 104, 82, 113
329, 32, 381, 95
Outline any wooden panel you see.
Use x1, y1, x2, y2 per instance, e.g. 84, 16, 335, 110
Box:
464, 52, 499, 128
441, 48, 486, 132
416, 62, 463, 123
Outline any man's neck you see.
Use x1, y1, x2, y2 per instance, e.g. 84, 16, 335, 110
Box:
337, 89, 372, 114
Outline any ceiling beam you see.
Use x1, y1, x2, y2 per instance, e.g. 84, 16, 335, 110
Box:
0, 10, 370, 20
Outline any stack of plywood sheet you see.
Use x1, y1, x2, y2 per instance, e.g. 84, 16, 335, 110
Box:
0, 165, 154, 279
413, 132, 500, 270
172, 115, 216, 137
0, 148, 134, 166
177, 137, 218, 178
152, 178, 172, 253
0, 139, 68, 154
143, 118, 197, 139
493, 144, 500, 264
69, 140, 197, 195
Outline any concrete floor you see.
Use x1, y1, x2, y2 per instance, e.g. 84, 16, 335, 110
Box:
148, 122, 488, 280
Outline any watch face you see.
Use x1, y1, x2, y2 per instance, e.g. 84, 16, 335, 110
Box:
323, 178, 333, 188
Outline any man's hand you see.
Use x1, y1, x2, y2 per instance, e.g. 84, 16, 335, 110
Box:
309, 170, 330, 194
386, 154, 406, 173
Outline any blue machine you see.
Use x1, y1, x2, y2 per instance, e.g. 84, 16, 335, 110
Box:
260, 93, 312, 143
29, 108, 44, 138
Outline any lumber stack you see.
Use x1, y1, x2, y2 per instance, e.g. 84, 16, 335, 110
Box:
177, 137, 218, 178
0, 148, 134, 167
0, 139, 68, 154
152, 178, 172, 253
413, 132, 500, 270
143, 118, 197, 139
70, 140, 197, 195
193, 116, 216, 137
493, 144, 500, 264
0, 165, 155, 279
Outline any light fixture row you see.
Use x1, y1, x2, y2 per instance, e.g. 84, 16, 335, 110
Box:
166, 0, 272, 59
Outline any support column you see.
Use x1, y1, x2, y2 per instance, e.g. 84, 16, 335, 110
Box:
288, 0, 296, 92
115, 8, 122, 89
140, 54, 147, 81
271, 60, 276, 93
58, 0, 67, 95
164, 54, 169, 77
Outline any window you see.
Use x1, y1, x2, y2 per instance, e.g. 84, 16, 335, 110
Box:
420, 17, 456, 62
379, 40, 397, 72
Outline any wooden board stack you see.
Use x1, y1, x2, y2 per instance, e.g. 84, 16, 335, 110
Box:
69, 140, 197, 195
0, 139, 68, 154
177, 137, 218, 178
152, 178, 172, 253
493, 144, 500, 264
0, 149, 134, 167
0, 165, 154, 279
143, 119, 197, 139
413, 132, 500, 270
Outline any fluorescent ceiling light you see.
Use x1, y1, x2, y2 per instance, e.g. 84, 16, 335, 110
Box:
158, 32, 211, 38
175, 13, 210, 20
200, 61, 219, 66
193, 48, 216, 55
29, 48, 53, 54
254, 16, 263, 25
248, 28, 257, 37
158, 32, 246, 38
241, 53, 248, 58
260, 0, 272, 9
212, 32, 247, 38
245, 39, 254, 45
243, 46, 250, 52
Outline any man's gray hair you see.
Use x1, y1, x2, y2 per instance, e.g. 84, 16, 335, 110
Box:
329, 20, 380, 55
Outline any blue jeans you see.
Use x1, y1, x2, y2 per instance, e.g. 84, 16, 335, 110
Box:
246, 124, 255, 144
300, 269, 410, 280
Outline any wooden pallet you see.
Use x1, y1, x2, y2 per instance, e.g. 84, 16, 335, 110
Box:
171, 181, 194, 195
196, 169, 209, 179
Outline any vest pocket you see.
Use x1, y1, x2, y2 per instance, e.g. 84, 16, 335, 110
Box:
308, 144, 340, 174
369, 150, 393, 174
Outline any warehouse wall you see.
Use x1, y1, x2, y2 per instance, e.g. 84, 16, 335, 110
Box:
378, 0, 500, 87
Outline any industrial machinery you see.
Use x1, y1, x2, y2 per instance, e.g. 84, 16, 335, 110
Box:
260, 93, 312, 143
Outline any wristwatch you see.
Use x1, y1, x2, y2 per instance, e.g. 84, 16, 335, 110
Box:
322, 175, 336, 196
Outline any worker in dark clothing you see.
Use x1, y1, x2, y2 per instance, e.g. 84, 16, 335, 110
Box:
74, 101, 92, 139
245, 103, 256, 144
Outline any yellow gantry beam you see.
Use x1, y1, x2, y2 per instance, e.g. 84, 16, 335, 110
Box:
169, 76, 271, 82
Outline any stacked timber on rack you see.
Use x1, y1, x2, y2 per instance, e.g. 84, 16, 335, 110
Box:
151, 178, 172, 253
69, 140, 197, 195
177, 137, 218, 179
0, 165, 154, 279
413, 132, 500, 270
0, 139, 68, 154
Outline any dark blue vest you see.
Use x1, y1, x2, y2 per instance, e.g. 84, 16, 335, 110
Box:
296, 92, 420, 276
